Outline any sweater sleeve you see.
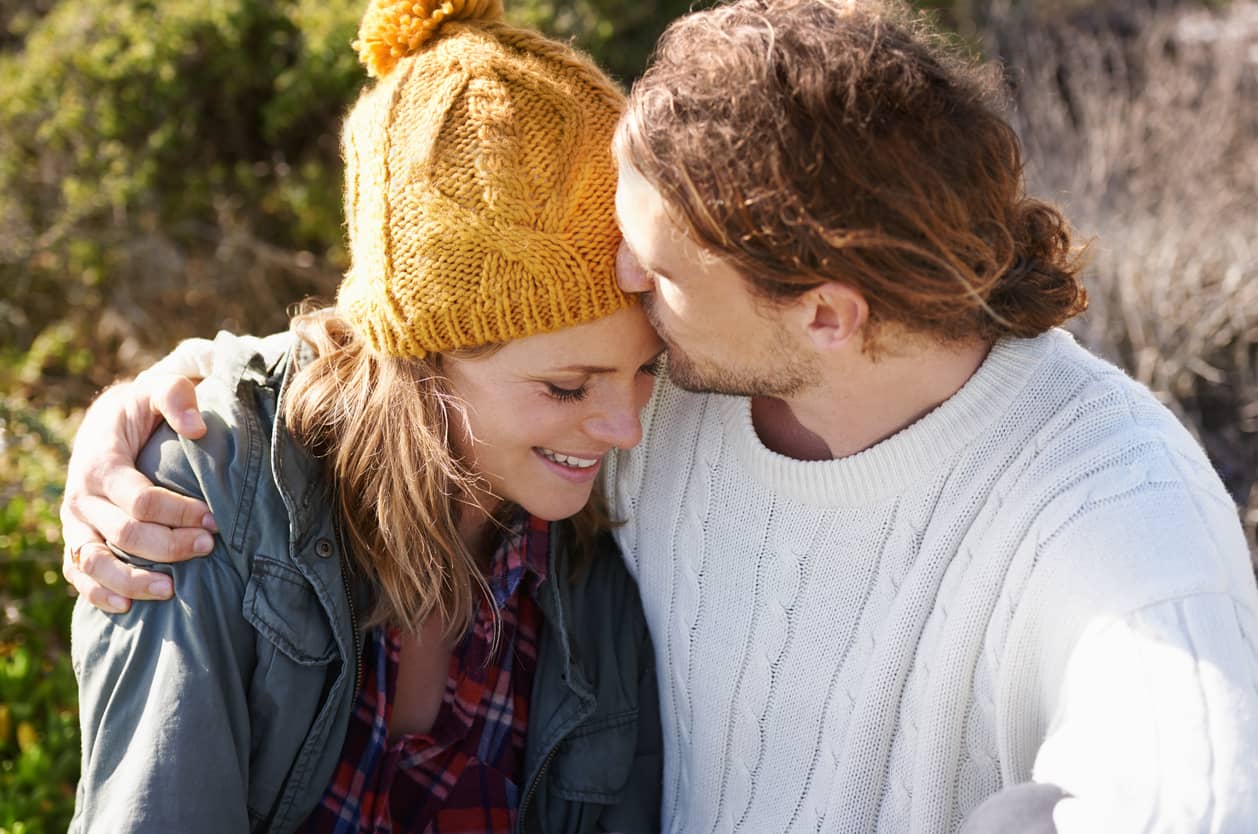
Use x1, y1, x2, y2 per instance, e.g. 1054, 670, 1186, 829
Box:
1031, 592, 1258, 833
1003, 428, 1258, 834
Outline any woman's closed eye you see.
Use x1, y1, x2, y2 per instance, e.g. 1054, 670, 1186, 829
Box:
546, 382, 588, 402
640, 351, 666, 377
544, 353, 664, 403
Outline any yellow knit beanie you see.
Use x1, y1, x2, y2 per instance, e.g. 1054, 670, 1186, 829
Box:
337, 0, 633, 357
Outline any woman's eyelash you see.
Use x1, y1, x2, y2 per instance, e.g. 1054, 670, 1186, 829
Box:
546, 383, 588, 402
546, 355, 662, 400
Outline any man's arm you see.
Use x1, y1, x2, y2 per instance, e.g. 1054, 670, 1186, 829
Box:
1032, 592, 1258, 833
1012, 469, 1258, 834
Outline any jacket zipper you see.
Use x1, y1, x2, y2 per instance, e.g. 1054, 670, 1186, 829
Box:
516, 743, 559, 834
334, 521, 363, 700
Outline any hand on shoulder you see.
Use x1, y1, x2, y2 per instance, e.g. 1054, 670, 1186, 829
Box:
61, 370, 216, 611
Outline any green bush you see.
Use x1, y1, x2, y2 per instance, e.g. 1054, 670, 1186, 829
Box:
0, 0, 363, 378
0, 396, 78, 834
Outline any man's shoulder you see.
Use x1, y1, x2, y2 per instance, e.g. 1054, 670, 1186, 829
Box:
964, 331, 1252, 583
1001, 335, 1252, 608
1011, 330, 1211, 481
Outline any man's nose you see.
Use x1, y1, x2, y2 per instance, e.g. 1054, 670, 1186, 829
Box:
615, 241, 654, 293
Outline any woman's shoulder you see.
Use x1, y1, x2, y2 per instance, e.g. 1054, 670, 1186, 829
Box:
136, 330, 297, 566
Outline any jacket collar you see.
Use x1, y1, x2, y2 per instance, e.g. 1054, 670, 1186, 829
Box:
534, 522, 596, 705
268, 338, 330, 540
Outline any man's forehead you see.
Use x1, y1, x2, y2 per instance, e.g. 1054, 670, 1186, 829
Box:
614, 162, 662, 222
615, 163, 712, 267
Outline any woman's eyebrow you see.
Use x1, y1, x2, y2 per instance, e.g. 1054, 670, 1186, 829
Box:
545, 353, 661, 375
546, 364, 617, 375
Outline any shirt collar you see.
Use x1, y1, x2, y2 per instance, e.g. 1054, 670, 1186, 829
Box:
484, 510, 550, 610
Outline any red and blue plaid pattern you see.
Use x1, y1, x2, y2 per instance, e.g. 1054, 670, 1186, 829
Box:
298, 514, 550, 834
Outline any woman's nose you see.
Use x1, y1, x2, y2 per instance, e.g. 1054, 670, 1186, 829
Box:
615, 241, 654, 293
585, 397, 645, 451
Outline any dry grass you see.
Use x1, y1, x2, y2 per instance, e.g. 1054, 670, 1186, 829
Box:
987, 1, 1258, 561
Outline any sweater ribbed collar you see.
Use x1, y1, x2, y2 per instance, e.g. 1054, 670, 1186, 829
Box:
718, 329, 1069, 508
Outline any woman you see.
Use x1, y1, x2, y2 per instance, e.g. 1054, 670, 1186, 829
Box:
70, 2, 663, 832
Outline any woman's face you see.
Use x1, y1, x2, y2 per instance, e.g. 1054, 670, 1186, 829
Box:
442, 305, 665, 521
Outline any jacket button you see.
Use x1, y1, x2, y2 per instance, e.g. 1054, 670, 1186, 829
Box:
315, 538, 334, 558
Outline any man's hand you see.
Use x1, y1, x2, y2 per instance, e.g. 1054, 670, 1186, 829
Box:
60, 373, 216, 612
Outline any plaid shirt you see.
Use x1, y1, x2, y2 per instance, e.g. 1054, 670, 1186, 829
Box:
298, 513, 550, 834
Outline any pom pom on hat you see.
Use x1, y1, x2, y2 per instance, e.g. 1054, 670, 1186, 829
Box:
355, 0, 505, 78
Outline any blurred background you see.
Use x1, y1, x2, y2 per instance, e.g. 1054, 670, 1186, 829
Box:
0, 0, 1255, 830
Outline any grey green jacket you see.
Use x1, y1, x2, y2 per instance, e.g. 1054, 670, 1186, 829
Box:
70, 332, 662, 834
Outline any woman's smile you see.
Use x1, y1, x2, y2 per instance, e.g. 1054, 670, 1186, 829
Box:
533, 446, 605, 483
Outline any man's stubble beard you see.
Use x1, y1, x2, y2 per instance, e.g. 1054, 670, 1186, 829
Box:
640, 292, 821, 399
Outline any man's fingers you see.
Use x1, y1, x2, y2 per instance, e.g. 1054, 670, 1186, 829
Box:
59, 513, 103, 569
146, 375, 206, 439
77, 494, 215, 563
61, 510, 177, 608
80, 581, 133, 615
76, 542, 174, 603
99, 465, 214, 530
62, 550, 132, 614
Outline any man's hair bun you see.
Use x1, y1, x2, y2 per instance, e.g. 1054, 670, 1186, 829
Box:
354, 0, 505, 78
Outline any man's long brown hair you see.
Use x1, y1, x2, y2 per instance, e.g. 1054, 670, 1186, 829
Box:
283, 307, 611, 639
616, 0, 1087, 348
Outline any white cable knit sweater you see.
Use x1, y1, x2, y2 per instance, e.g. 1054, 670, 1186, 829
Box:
604, 328, 1258, 834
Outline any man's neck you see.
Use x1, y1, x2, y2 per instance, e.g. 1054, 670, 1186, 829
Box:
752, 337, 991, 461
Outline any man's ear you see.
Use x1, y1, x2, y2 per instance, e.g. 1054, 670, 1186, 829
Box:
796, 282, 868, 352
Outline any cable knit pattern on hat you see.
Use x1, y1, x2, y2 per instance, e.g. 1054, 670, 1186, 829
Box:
337, 0, 630, 357
603, 328, 1258, 834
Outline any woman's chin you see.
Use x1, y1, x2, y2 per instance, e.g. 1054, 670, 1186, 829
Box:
514, 488, 595, 522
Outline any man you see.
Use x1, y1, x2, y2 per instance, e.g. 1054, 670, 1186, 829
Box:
62, 1, 1258, 832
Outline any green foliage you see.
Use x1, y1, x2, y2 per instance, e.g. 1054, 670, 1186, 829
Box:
0, 0, 363, 370
507, 0, 715, 84
0, 393, 78, 834
0, 0, 361, 238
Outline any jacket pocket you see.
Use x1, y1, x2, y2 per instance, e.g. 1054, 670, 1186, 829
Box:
550, 707, 640, 803
243, 556, 336, 665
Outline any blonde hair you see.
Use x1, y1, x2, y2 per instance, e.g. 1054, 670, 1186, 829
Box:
283, 306, 611, 638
